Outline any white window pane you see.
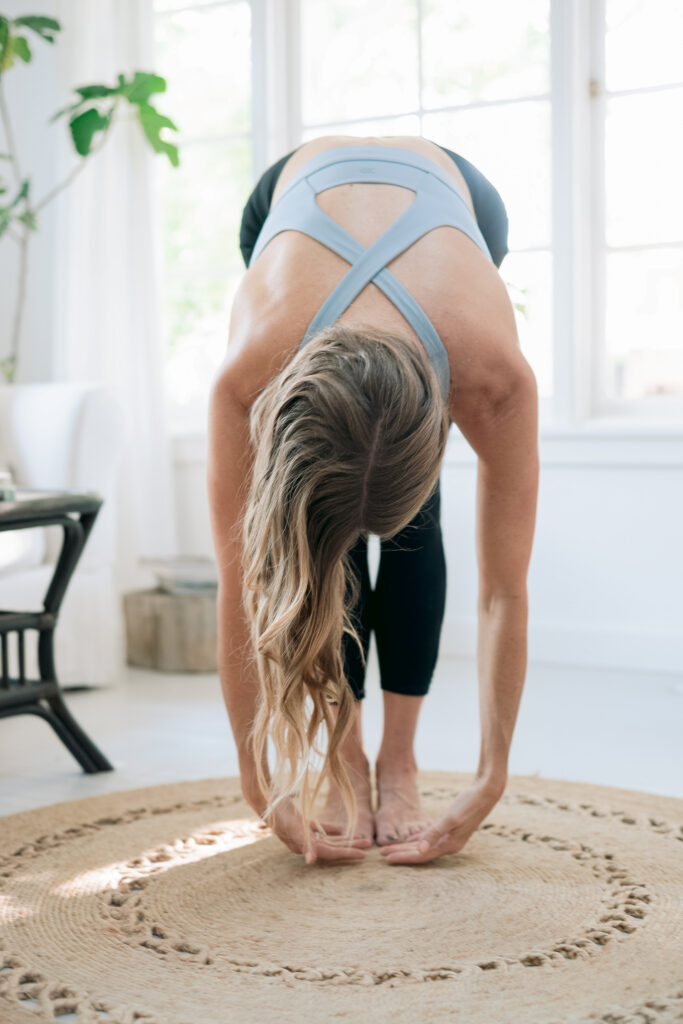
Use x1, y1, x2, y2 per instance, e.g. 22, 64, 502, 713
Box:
605, 248, 683, 399
158, 139, 252, 277
155, 3, 251, 138
501, 251, 553, 398
164, 273, 240, 411
606, 0, 683, 93
605, 90, 683, 247
300, 116, 421, 144
154, 0, 222, 11
423, 101, 550, 250
422, 0, 549, 108
300, 0, 419, 126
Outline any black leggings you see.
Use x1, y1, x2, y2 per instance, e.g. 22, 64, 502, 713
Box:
342, 481, 446, 701
238, 142, 508, 700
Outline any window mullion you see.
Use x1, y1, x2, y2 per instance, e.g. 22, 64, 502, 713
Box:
550, 0, 595, 427
416, 0, 424, 134
589, 0, 607, 416
258, 0, 301, 168
250, 0, 268, 179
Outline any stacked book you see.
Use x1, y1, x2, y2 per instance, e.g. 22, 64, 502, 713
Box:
140, 556, 218, 596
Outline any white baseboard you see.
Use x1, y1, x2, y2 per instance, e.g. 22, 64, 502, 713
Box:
439, 617, 683, 676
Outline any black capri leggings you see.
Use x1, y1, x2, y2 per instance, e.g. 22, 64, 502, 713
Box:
341, 482, 446, 700
238, 140, 509, 700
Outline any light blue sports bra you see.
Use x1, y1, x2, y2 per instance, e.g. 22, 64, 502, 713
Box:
249, 144, 493, 406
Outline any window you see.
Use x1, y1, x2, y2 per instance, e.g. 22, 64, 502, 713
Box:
153, 0, 253, 433
598, 0, 683, 411
299, 0, 553, 404
153, 0, 683, 434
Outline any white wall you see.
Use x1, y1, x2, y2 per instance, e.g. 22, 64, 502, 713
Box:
171, 427, 683, 677
0, 0, 60, 383
441, 432, 683, 674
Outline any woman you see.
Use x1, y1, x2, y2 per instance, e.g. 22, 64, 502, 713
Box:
207, 135, 539, 866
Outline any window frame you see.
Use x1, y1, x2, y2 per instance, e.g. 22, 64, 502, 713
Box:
156, 0, 683, 437
587, 0, 683, 425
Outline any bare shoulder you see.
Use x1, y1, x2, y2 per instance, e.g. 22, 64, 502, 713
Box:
211, 271, 303, 412
438, 251, 536, 429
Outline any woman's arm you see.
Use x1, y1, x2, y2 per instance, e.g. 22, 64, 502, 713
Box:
380, 365, 538, 865
464, 366, 540, 788
207, 364, 373, 863
206, 371, 270, 813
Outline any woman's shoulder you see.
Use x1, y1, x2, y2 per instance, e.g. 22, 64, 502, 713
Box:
219, 273, 304, 410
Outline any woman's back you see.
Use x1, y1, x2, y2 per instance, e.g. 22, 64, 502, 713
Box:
223, 135, 528, 422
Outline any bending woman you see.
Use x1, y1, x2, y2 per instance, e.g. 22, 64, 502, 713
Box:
207, 135, 539, 866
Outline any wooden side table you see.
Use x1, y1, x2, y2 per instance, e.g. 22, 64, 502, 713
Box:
0, 488, 114, 773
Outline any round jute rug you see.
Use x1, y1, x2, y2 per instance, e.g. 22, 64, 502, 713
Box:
1, 771, 682, 1024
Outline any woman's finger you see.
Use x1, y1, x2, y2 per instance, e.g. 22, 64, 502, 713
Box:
379, 838, 422, 855
311, 820, 344, 835
382, 845, 439, 864
416, 819, 452, 854
313, 842, 368, 862
310, 826, 372, 847
305, 836, 372, 864
379, 830, 453, 863
312, 820, 367, 838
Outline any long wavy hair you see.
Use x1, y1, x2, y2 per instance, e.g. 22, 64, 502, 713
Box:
241, 323, 450, 852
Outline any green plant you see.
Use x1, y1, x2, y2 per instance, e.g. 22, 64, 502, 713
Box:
0, 13, 180, 383
504, 279, 529, 319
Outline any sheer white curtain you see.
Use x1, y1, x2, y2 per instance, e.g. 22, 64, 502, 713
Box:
54, 0, 177, 594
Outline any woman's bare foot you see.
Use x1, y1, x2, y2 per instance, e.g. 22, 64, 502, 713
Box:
374, 759, 432, 845
318, 753, 375, 840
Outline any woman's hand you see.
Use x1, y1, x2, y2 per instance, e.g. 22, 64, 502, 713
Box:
266, 797, 373, 865
379, 776, 505, 865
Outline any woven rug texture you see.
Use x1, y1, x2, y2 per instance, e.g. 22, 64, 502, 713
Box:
1, 771, 682, 1024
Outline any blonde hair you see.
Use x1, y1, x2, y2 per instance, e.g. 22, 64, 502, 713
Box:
241, 323, 450, 853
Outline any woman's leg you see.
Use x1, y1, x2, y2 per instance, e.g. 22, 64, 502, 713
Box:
319, 533, 375, 837
372, 480, 447, 843
373, 481, 447, 697
341, 532, 373, 701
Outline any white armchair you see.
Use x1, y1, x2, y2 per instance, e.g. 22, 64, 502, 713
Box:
0, 382, 126, 687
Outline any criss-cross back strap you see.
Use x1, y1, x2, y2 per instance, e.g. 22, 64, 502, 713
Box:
249, 145, 492, 406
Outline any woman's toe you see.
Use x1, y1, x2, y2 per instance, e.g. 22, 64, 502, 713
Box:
395, 821, 419, 840
378, 830, 399, 845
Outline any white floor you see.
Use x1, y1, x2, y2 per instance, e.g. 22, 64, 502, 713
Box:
1, 643, 682, 818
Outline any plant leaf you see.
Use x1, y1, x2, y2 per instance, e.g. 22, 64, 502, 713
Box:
51, 84, 117, 123
12, 15, 60, 43
11, 34, 31, 63
50, 99, 86, 122
120, 71, 166, 106
0, 355, 16, 383
0, 17, 12, 70
16, 209, 37, 230
136, 102, 179, 167
9, 179, 30, 209
75, 83, 116, 100
69, 107, 112, 156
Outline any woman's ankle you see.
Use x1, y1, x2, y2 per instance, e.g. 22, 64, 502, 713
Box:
375, 752, 418, 776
